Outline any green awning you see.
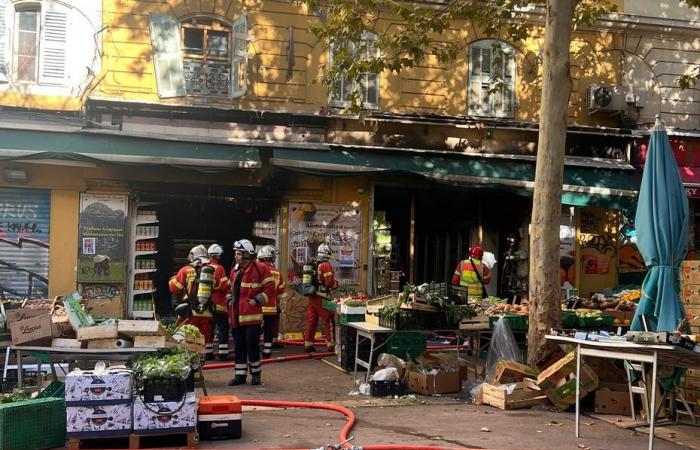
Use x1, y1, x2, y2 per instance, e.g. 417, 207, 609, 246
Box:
271, 147, 639, 210
0, 129, 260, 171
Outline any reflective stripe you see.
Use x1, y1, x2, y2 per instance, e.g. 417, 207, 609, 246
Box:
239, 313, 262, 323
215, 304, 228, 313
263, 342, 272, 348
323, 272, 333, 277
241, 282, 262, 288
260, 293, 269, 304
262, 306, 277, 314
261, 276, 275, 285
170, 278, 184, 289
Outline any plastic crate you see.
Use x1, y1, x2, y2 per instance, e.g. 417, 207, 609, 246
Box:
576, 314, 613, 328
489, 314, 528, 330
37, 380, 64, 399
340, 314, 365, 324
0, 398, 65, 450
379, 310, 428, 330
447, 285, 470, 305
370, 380, 404, 397
142, 377, 187, 403
322, 299, 337, 313
561, 311, 577, 329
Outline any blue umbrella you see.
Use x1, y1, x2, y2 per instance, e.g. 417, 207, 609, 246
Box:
631, 115, 689, 332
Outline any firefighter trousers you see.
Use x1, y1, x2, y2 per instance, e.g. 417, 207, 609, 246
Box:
213, 313, 231, 357
262, 315, 278, 358
304, 296, 334, 350
233, 325, 262, 378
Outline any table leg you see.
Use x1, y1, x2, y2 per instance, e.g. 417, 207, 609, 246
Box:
366, 333, 375, 384
352, 331, 360, 385
648, 351, 658, 450
575, 343, 581, 438
16, 349, 23, 389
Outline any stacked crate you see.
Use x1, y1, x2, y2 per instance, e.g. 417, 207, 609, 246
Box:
679, 261, 700, 412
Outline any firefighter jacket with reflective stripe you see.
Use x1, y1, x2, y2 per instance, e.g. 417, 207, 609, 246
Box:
260, 261, 285, 316
168, 264, 213, 318
228, 261, 275, 327
451, 258, 491, 299
208, 259, 230, 314
315, 260, 337, 300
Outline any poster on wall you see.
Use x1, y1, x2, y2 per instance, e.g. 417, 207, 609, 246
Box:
288, 202, 362, 288
78, 194, 128, 283
0, 188, 50, 300
579, 208, 617, 276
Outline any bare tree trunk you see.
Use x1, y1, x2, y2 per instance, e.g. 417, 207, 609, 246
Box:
527, 0, 575, 367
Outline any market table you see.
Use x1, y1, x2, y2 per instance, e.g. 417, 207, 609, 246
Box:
546, 335, 700, 450
9, 346, 164, 389
347, 321, 394, 384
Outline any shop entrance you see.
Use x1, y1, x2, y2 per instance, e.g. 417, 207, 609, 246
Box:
133, 185, 280, 315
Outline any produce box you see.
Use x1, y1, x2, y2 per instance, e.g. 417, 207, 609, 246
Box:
134, 335, 177, 349
322, 299, 338, 313
339, 314, 366, 325
117, 320, 163, 337
595, 382, 631, 415
9, 315, 53, 346
340, 304, 366, 315
537, 350, 599, 410
65, 368, 132, 405
682, 260, 700, 284
492, 360, 539, 384
173, 332, 206, 353
561, 310, 577, 328
489, 314, 528, 331
133, 391, 197, 433
5, 306, 51, 325
76, 323, 118, 341
407, 369, 461, 395
84, 298, 124, 319
481, 379, 549, 410
66, 404, 132, 436
0, 398, 66, 450
576, 314, 613, 328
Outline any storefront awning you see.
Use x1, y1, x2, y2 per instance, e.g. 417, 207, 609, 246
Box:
0, 129, 260, 171
271, 148, 639, 210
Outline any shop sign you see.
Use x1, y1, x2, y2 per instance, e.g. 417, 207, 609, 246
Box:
78, 194, 128, 283
288, 202, 362, 287
686, 186, 700, 199
0, 187, 50, 300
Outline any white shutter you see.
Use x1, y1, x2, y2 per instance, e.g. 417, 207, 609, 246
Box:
0, 0, 9, 83
363, 36, 379, 108
469, 41, 515, 118
469, 45, 489, 114
39, 2, 68, 85
148, 14, 186, 98
231, 14, 247, 98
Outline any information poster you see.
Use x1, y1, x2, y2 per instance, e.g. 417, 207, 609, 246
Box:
288, 202, 362, 288
78, 194, 128, 283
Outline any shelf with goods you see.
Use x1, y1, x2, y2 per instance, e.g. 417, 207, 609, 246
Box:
128, 203, 159, 319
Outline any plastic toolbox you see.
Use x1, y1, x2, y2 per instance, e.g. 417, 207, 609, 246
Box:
198, 395, 242, 440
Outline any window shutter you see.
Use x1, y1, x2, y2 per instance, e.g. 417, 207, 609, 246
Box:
495, 50, 515, 118
364, 72, 378, 106
469, 41, 515, 118
0, 0, 9, 83
469, 45, 489, 114
148, 14, 186, 98
231, 14, 247, 98
39, 2, 68, 85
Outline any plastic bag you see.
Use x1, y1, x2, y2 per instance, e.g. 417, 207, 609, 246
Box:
377, 353, 405, 371
371, 367, 399, 381
484, 315, 523, 383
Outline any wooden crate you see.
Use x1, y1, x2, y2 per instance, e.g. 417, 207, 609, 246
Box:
481, 379, 549, 410
134, 335, 177, 348
117, 320, 164, 337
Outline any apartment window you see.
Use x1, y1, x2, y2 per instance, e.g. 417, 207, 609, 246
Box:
14, 8, 40, 82
181, 17, 231, 96
468, 40, 516, 118
329, 32, 379, 109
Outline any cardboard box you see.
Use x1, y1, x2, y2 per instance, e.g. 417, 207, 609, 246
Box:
117, 320, 163, 337
77, 323, 119, 341
481, 379, 549, 410
133, 392, 197, 433
134, 335, 177, 349
585, 357, 627, 383
5, 306, 51, 325
407, 369, 461, 395
173, 332, 206, 353
85, 299, 124, 319
66, 404, 132, 436
681, 285, 700, 304
537, 350, 599, 410
65, 368, 133, 405
492, 360, 539, 384
9, 315, 53, 346
682, 261, 700, 284
51, 315, 75, 338
52, 338, 84, 348
595, 383, 631, 415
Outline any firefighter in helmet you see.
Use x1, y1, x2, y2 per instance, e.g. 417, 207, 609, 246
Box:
208, 243, 231, 360
257, 245, 285, 359
168, 245, 215, 347
303, 243, 338, 352
451, 245, 491, 303
228, 239, 276, 386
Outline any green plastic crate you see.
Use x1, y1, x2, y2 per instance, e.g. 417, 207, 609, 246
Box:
322, 299, 337, 312
0, 398, 65, 450
576, 314, 613, 328
489, 314, 528, 330
37, 380, 64, 399
561, 311, 577, 329
340, 314, 365, 324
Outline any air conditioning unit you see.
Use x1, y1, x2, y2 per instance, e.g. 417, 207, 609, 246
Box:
586, 84, 628, 114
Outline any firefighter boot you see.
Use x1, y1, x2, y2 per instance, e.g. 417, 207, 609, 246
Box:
251, 373, 261, 386
228, 375, 247, 386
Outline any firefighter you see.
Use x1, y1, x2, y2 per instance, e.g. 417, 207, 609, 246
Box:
303, 243, 338, 353
208, 243, 231, 360
451, 245, 491, 303
228, 239, 276, 386
168, 245, 215, 351
257, 245, 285, 359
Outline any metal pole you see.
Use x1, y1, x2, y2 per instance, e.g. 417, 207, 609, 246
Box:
649, 351, 658, 450
409, 194, 415, 284
575, 344, 581, 438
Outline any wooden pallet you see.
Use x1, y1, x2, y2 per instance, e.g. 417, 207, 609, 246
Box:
68, 431, 198, 449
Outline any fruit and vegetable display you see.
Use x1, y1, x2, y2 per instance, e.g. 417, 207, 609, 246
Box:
564, 290, 640, 313
484, 302, 529, 316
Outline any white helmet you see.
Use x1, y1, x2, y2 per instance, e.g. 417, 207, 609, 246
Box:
208, 243, 223, 257
257, 245, 276, 261
233, 239, 256, 258
317, 243, 332, 258
188, 245, 209, 263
